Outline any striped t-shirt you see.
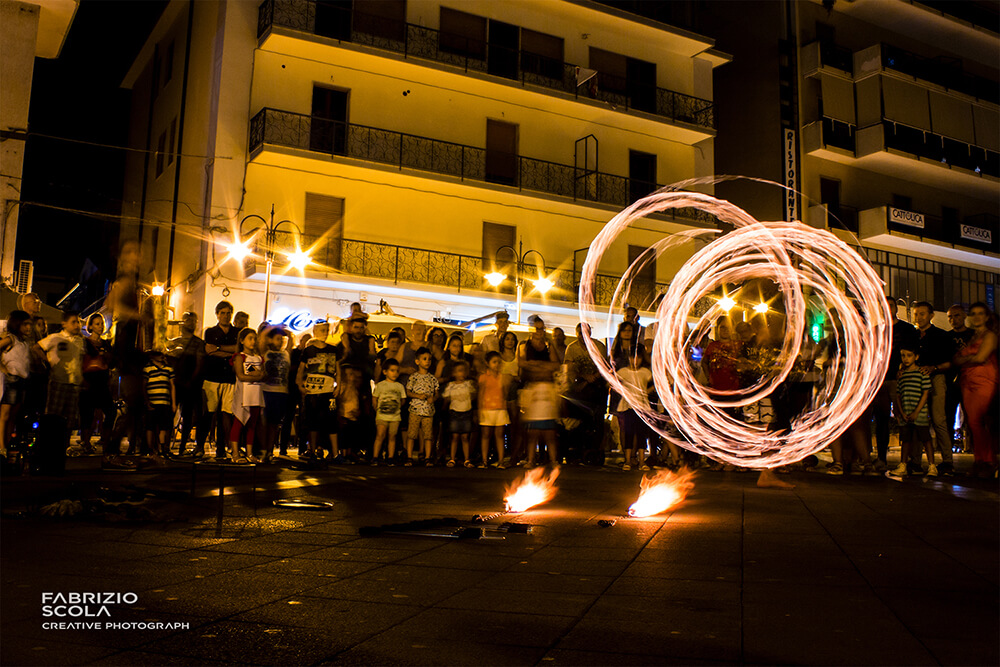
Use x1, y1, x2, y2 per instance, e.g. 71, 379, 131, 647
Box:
143, 362, 175, 406
897, 367, 931, 425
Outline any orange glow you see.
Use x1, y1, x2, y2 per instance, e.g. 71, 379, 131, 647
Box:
627, 468, 696, 517
504, 467, 560, 512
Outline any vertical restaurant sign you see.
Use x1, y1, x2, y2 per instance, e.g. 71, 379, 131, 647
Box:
784, 129, 799, 222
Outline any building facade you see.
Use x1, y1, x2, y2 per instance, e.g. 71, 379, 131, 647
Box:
121, 0, 729, 333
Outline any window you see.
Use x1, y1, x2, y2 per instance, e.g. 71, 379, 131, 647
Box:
485, 119, 518, 186
440, 7, 486, 60
167, 117, 177, 165
520, 28, 563, 81
155, 131, 166, 176
589, 48, 656, 113
820, 177, 841, 216
627, 244, 657, 309
354, 0, 405, 42
628, 150, 657, 203
311, 86, 349, 155
304, 193, 344, 270
164, 40, 174, 85
482, 222, 515, 276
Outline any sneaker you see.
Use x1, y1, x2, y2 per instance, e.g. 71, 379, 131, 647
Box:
889, 462, 908, 477
937, 462, 954, 476
849, 461, 864, 475
862, 463, 880, 476
927, 463, 939, 477
622, 463, 631, 471
826, 462, 844, 475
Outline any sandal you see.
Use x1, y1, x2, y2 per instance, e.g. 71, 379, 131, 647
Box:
403, 460, 413, 467
464, 461, 475, 468
446, 459, 456, 468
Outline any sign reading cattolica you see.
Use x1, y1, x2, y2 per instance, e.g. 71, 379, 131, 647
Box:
960, 224, 992, 244
889, 207, 924, 229
784, 129, 799, 222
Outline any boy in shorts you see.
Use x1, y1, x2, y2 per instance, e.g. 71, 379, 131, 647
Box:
890, 344, 934, 477
371, 359, 405, 465
143, 350, 176, 460
442, 360, 476, 467
405, 347, 439, 466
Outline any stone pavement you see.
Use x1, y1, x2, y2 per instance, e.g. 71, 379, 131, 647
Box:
2, 461, 997, 666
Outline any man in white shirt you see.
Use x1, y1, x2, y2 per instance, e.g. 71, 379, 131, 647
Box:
480, 312, 510, 355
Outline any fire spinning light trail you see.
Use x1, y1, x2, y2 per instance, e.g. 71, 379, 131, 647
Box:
579, 189, 891, 469
504, 467, 560, 513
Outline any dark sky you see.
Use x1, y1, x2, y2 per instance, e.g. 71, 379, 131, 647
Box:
17, 0, 166, 303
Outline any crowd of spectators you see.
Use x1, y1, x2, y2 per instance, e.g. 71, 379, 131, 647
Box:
0, 285, 996, 478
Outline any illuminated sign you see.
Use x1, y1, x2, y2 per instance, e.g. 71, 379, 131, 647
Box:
960, 224, 992, 244
266, 308, 317, 332
889, 207, 924, 229
784, 129, 799, 222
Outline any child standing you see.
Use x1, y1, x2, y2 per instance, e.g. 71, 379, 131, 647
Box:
616, 352, 654, 471
478, 351, 510, 469
229, 328, 264, 462
443, 361, 476, 467
37, 312, 84, 447
260, 325, 292, 463
371, 359, 405, 465
296, 321, 338, 463
405, 347, 439, 466
890, 344, 935, 477
334, 364, 364, 463
142, 350, 176, 460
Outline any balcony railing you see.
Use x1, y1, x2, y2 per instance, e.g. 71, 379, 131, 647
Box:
250, 108, 717, 225
255, 234, 668, 308
879, 119, 1000, 177
882, 43, 998, 105
821, 117, 856, 152
257, 0, 714, 130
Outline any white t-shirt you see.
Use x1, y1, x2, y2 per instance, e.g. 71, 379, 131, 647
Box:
443, 379, 476, 412
39, 331, 83, 385
616, 366, 652, 412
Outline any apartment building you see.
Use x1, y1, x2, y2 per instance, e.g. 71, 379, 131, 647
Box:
120, 0, 729, 333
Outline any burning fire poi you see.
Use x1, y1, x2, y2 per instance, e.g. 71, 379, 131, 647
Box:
627, 468, 696, 518
504, 467, 560, 513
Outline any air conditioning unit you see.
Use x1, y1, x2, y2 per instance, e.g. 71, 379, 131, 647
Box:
15, 260, 33, 294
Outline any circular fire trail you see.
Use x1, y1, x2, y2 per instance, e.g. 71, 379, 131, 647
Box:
578, 188, 891, 469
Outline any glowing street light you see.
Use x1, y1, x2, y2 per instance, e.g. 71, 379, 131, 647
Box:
753, 302, 769, 315
230, 204, 310, 322
150, 284, 165, 297
718, 295, 736, 312
485, 239, 550, 325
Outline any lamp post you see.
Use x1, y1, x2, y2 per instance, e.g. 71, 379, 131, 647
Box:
225, 204, 310, 323
484, 239, 553, 325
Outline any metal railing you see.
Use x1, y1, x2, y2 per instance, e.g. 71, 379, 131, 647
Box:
878, 119, 999, 177
252, 233, 668, 308
821, 116, 856, 152
249, 108, 718, 225
257, 0, 714, 130
882, 43, 998, 105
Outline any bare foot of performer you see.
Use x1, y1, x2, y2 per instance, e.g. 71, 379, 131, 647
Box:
757, 469, 795, 489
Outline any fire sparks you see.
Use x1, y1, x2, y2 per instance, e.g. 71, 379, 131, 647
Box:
504, 467, 560, 513
627, 468, 696, 518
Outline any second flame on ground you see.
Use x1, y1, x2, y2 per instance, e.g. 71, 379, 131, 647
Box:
628, 468, 696, 517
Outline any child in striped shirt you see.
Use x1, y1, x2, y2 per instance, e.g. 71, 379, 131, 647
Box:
890, 344, 934, 477
143, 350, 176, 459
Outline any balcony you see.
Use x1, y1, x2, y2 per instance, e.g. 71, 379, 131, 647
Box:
256, 0, 714, 131
859, 206, 999, 270
250, 234, 669, 308
249, 108, 717, 224
801, 40, 853, 76
880, 43, 998, 105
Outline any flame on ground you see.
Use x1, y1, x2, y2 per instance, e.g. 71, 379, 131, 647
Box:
627, 467, 696, 518
504, 467, 560, 513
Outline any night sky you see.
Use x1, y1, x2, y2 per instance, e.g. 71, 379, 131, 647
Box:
17, 0, 166, 307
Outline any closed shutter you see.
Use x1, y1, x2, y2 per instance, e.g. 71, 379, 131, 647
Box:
304, 193, 344, 270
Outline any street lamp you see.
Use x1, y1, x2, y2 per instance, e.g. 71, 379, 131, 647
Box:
485, 239, 552, 325
225, 204, 310, 322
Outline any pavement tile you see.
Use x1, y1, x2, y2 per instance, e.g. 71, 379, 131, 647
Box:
397, 550, 523, 571
1, 638, 117, 667
622, 560, 742, 583
296, 545, 422, 563
139, 571, 326, 617
510, 557, 630, 577
305, 565, 491, 606
541, 648, 730, 665
329, 637, 548, 666
742, 583, 937, 665
874, 586, 1000, 642
438, 587, 597, 617
365, 607, 578, 648
476, 571, 615, 595
246, 558, 382, 579
136, 620, 344, 665
605, 577, 740, 606
232, 595, 419, 636
86, 649, 230, 665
